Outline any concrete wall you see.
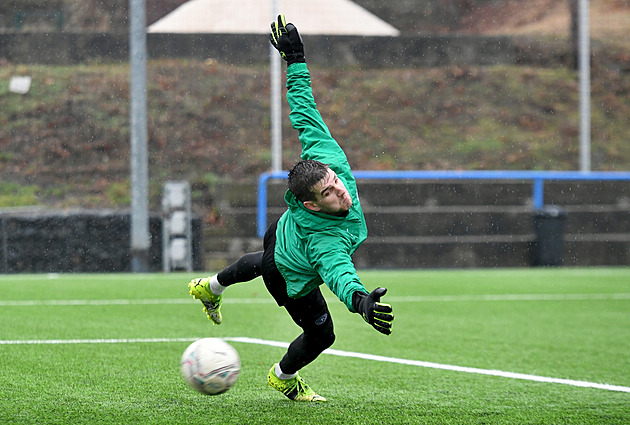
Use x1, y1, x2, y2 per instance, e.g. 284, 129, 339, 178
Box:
0, 31, 519, 67
1, 179, 627, 273
0, 210, 203, 273
205, 180, 630, 270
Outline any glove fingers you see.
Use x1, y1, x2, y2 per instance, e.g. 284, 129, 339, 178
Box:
372, 298, 393, 335
286, 23, 302, 43
372, 320, 392, 335
369, 287, 388, 302
271, 21, 281, 43
268, 14, 305, 64
270, 14, 286, 44
374, 301, 392, 314
373, 310, 394, 322
277, 14, 286, 29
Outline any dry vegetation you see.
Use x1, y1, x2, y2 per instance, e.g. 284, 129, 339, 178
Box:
0, 0, 629, 211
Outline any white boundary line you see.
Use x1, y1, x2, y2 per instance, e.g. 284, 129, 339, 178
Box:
227, 337, 630, 394
1, 336, 628, 393
388, 293, 630, 302
0, 298, 273, 306
1, 293, 629, 307
0, 337, 198, 345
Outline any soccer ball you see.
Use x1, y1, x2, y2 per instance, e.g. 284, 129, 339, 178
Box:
180, 338, 241, 395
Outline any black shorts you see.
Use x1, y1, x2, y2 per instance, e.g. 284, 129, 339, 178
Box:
261, 218, 291, 306
261, 218, 332, 337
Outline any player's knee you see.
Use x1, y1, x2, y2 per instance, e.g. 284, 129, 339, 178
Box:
313, 328, 335, 352
322, 328, 335, 349
314, 313, 335, 349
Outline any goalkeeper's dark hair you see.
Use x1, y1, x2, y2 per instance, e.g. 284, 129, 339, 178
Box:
288, 160, 329, 202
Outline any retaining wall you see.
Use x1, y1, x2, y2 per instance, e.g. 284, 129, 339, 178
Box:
0, 210, 203, 273
205, 179, 630, 270
0, 31, 520, 67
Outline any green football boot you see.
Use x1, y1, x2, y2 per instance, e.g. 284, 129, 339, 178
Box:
267, 364, 326, 402
188, 277, 223, 325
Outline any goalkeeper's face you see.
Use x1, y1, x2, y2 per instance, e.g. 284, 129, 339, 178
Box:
303, 169, 352, 216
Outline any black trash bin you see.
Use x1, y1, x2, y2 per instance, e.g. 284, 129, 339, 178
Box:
533, 206, 567, 266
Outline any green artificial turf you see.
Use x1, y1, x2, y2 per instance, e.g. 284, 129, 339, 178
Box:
1, 268, 628, 424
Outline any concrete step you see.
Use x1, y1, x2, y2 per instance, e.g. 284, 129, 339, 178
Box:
200, 179, 630, 269
204, 204, 630, 239
246, 180, 630, 208
353, 233, 630, 268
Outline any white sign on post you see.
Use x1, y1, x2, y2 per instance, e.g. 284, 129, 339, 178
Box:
9, 76, 32, 94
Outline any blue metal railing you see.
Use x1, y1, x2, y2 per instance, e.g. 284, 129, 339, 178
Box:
257, 170, 630, 238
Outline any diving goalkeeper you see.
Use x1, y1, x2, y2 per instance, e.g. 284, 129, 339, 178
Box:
187, 15, 394, 402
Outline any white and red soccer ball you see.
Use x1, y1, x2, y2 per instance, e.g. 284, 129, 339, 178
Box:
180, 338, 240, 395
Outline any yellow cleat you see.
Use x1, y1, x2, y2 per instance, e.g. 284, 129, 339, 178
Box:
188, 278, 223, 325
267, 364, 326, 402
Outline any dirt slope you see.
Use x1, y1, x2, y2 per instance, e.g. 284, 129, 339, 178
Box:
1, 0, 629, 211
460, 0, 630, 47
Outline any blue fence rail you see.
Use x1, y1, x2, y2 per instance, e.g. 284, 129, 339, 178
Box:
257, 170, 630, 238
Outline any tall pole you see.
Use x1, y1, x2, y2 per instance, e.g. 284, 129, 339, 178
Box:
129, 0, 150, 272
578, 0, 591, 172
270, 0, 282, 172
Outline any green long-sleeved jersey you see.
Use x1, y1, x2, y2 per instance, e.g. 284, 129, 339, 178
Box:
273, 63, 368, 311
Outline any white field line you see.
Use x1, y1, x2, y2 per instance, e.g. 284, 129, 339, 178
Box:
229, 337, 630, 394
387, 293, 630, 302
0, 336, 628, 393
1, 293, 630, 307
0, 298, 272, 306
0, 337, 199, 345
0, 268, 623, 280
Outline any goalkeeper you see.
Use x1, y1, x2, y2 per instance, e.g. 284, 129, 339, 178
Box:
187, 15, 394, 402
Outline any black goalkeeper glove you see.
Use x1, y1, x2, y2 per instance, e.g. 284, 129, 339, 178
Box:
353, 288, 394, 335
269, 14, 305, 65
